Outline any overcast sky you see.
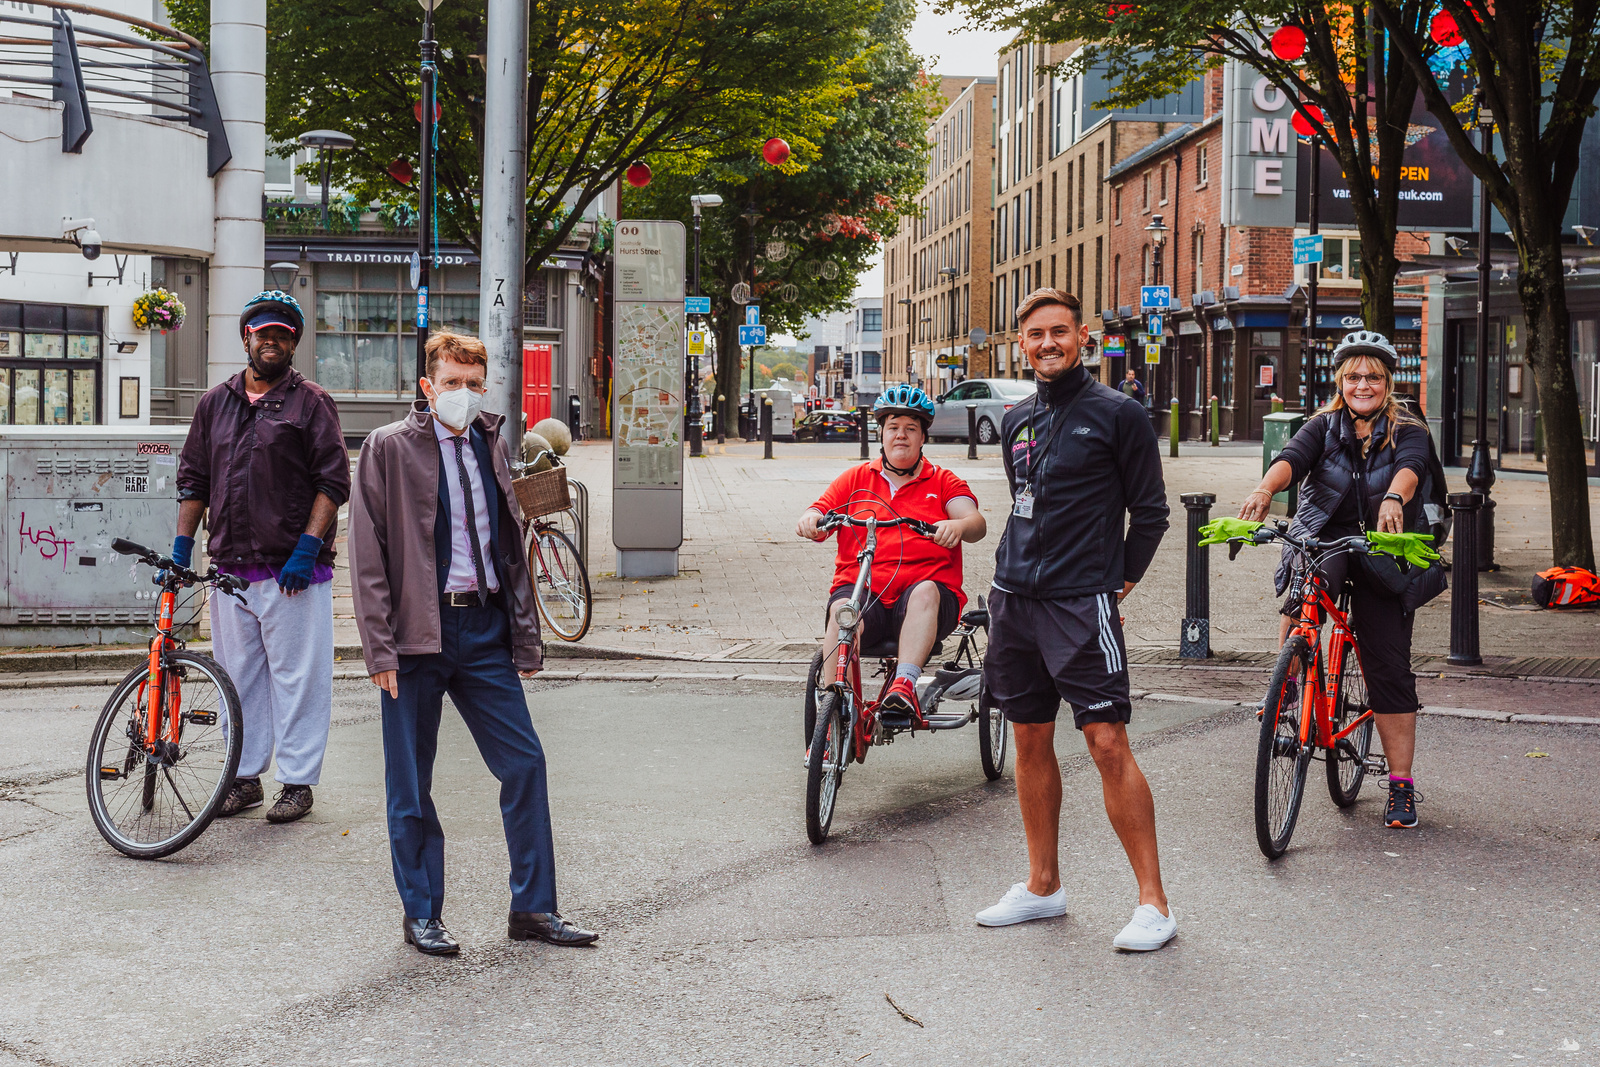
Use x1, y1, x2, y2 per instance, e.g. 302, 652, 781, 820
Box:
849, 2, 1015, 303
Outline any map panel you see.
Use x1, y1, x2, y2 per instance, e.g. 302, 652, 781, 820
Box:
613, 300, 685, 489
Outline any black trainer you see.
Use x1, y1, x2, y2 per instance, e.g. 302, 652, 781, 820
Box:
1385, 779, 1422, 828
265, 784, 314, 823
217, 776, 263, 817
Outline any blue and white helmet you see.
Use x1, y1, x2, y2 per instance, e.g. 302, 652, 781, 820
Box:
873, 383, 935, 428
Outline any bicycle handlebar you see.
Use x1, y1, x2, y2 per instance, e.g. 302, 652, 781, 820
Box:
113, 537, 250, 596
1221, 521, 1370, 564
817, 511, 937, 538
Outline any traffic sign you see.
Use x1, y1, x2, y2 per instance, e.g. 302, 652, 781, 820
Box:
1293, 234, 1325, 265
1144, 344, 1161, 365
745, 305, 760, 325
738, 324, 767, 345
936, 353, 962, 367
687, 331, 706, 356
1140, 285, 1172, 310
684, 296, 711, 315
1147, 313, 1164, 336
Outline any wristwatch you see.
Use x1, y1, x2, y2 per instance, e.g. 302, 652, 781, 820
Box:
1382, 492, 1404, 504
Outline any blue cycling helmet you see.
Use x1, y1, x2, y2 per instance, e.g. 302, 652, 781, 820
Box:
239, 289, 305, 342
873, 383, 935, 428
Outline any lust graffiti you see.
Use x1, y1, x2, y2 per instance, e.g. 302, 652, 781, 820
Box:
18, 512, 74, 570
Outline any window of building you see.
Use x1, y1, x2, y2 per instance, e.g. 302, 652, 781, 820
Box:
1096, 143, 1105, 222
1142, 173, 1150, 211
1159, 163, 1169, 204
1114, 186, 1122, 224
1141, 245, 1151, 287
1192, 230, 1205, 295
862, 307, 882, 332
1078, 240, 1086, 300
1050, 254, 1057, 288
1196, 144, 1209, 187
0, 302, 102, 425
1112, 254, 1121, 309
1013, 195, 1023, 256
315, 262, 479, 396
1051, 173, 1058, 241
997, 205, 1007, 261
1064, 165, 1074, 236
1023, 188, 1032, 251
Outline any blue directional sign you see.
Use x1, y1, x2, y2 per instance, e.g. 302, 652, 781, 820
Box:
684, 296, 711, 315
1140, 285, 1171, 310
745, 305, 761, 325
738, 324, 768, 346
1293, 234, 1325, 265
1147, 313, 1164, 336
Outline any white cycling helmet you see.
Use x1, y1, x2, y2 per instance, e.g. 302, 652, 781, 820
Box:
1330, 330, 1398, 372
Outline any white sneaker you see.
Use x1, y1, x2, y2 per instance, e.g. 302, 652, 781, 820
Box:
975, 882, 1068, 927
1112, 904, 1177, 951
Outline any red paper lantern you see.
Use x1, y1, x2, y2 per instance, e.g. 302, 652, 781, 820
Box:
387, 159, 414, 185
1430, 10, 1463, 46
1105, 2, 1136, 19
625, 161, 652, 188
762, 137, 791, 166
1270, 25, 1306, 61
1291, 105, 1324, 137
413, 100, 443, 124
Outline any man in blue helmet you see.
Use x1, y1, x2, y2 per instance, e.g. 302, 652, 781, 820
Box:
796, 384, 986, 726
174, 291, 350, 823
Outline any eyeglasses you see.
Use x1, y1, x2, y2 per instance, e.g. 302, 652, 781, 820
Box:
1342, 373, 1386, 386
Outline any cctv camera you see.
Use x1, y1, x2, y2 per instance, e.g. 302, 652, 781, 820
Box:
80, 229, 103, 260
62, 217, 101, 259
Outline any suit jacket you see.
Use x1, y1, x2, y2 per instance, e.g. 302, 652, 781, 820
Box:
349, 401, 542, 674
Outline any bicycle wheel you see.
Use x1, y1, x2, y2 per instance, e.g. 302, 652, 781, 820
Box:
804, 646, 826, 745
1255, 636, 1313, 859
977, 677, 1007, 780
86, 652, 243, 859
1326, 638, 1375, 808
805, 689, 850, 844
528, 526, 591, 642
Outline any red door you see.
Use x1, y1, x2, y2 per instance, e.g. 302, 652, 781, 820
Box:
522, 343, 552, 424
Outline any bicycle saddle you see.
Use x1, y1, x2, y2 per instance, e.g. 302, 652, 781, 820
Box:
959, 608, 989, 628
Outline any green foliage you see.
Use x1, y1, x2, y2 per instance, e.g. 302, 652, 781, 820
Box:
266, 0, 876, 272
153, 0, 209, 52
768, 361, 801, 381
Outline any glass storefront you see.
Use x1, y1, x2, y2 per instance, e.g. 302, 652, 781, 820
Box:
0, 302, 102, 425
313, 263, 479, 397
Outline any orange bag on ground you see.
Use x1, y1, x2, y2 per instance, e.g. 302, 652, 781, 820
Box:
1532, 567, 1600, 609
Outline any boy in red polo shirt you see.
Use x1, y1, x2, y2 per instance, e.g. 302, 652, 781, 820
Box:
796, 385, 986, 725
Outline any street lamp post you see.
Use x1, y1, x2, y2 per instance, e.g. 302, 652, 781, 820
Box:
939, 265, 958, 381
688, 193, 723, 458
1144, 213, 1169, 408
297, 130, 355, 231
742, 202, 760, 437
1466, 97, 1497, 570
413, 0, 443, 399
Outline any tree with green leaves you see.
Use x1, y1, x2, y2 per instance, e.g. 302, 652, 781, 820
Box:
253, 0, 873, 275
623, 0, 939, 429
1364, 0, 1597, 568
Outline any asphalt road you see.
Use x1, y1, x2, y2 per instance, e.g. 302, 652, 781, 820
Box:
2, 676, 1596, 1066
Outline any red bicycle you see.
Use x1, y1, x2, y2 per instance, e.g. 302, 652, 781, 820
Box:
1217, 522, 1403, 858
803, 511, 999, 844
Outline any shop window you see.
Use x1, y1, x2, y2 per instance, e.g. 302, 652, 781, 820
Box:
1251, 330, 1282, 401
0, 301, 102, 424
314, 263, 480, 396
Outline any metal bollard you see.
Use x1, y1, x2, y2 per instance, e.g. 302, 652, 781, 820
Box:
1447, 492, 1483, 666
1209, 395, 1220, 447
859, 408, 869, 459
1180, 492, 1216, 659
1477, 497, 1497, 572
1169, 399, 1180, 458
762, 399, 773, 459
967, 403, 978, 460
715, 394, 726, 445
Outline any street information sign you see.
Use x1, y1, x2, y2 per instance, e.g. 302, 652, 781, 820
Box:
1145, 344, 1162, 365
684, 296, 710, 315
738, 324, 768, 345
1104, 335, 1127, 356
1140, 285, 1172, 310
1293, 234, 1325, 265
745, 305, 760, 325
687, 331, 706, 356
1147, 313, 1164, 336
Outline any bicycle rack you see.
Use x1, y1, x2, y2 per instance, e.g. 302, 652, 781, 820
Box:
566, 477, 589, 568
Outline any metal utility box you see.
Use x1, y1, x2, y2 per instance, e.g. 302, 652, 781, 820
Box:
755, 388, 796, 438
1261, 411, 1306, 516
1, 426, 195, 646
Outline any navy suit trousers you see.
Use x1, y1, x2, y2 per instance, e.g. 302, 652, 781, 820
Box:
380, 603, 557, 919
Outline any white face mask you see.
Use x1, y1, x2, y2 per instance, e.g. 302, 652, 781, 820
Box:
430, 386, 484, 430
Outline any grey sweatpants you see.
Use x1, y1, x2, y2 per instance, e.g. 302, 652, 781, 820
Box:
210, 577, 334, 785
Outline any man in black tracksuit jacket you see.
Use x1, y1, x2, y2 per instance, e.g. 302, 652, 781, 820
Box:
973, 288, 1177, 953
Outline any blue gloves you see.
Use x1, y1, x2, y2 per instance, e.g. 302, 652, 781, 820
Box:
278, 534, 323, 594
170, 535, 195, 569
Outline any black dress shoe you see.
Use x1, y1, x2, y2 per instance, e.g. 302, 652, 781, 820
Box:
508, 911, 599, 946
403, 917, 460, 956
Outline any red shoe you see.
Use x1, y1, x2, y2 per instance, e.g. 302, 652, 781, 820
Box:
879, 676, 922, 727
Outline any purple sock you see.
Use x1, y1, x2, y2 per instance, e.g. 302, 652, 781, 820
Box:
1389, 775, 1413, 786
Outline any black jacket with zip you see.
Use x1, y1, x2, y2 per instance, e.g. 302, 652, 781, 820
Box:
993, 362, 1170, 599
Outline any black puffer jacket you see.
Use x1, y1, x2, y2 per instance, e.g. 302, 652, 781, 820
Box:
993, 363, 1170, 599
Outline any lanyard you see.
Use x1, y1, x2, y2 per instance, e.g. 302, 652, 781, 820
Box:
1019, 375, 1094, 492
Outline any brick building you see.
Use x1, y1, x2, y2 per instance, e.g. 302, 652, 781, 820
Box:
882, 75, 995, 390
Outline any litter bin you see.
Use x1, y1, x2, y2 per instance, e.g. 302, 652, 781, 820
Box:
1261, 411, 1306, 516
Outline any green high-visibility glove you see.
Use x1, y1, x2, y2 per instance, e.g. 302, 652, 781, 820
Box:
1197, 517, 1264, 547
1365, 530, 1441, 569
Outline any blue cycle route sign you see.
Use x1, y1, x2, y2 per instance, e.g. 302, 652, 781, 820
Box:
738, 324, 767, 346
1293, 234, 1325, 265
1140, 285, 1171, 310
684, 296, 711, 315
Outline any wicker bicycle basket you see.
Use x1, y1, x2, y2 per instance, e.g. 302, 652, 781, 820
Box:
512, 465, 571, 519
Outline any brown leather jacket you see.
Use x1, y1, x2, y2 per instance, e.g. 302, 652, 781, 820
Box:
348, 403, 542, 674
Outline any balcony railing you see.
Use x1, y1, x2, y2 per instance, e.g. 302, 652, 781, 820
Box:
0, 0, 229, 174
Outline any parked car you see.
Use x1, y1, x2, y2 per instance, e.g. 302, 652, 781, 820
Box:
794, 409, 875, 443
928, 378, 1035, 443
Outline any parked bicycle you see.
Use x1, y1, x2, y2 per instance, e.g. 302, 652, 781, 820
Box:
513, 450, 591, 642
85, 539, 248, 859
1205, 519, 1437, 858
803, 510, 1002, 845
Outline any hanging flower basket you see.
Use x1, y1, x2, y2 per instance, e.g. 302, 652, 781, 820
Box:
132, 288, 187, 333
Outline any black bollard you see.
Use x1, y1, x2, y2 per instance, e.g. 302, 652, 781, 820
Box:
1448, 492, 1483, 666
1180, 492, 1216, 659
1477, 497, 1497, 572
762, 399, 774, 460
967, 403, 978, 459
859, 408, 869, 460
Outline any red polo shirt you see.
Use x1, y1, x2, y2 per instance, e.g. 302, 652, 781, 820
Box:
810, 457, 977, 609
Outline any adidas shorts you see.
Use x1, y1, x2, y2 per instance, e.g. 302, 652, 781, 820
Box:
983, 587, 1133, 729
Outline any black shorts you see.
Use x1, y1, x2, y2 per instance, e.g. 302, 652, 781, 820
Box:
826, 581, 961, 653
983, 588, 1132, 729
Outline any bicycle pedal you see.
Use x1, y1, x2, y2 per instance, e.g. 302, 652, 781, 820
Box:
182, 710, 218, 726
98, 765, 126, 781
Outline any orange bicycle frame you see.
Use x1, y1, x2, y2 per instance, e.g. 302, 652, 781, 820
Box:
1288, 572, 1374, 751
142, 586, 180, 748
